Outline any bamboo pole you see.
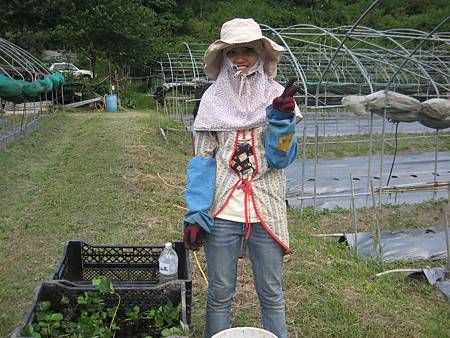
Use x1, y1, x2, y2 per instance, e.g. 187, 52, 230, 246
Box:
370, 179, 382, 258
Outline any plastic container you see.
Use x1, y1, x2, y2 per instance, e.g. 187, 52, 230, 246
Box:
211, 327, 278, 338
158, 242, 179, 283
105, 94, 117, 112
11, 280, 187, 338
52, 240, 192, 323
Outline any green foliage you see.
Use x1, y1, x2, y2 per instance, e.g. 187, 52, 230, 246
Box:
22, 276, 186, 338
1, 0, 448, 77
122, 96, 138, 109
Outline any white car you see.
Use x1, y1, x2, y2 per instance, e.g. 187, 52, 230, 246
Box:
49, 62, 93, 78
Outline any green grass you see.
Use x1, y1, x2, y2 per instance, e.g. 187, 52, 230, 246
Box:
0, 110, 449, 337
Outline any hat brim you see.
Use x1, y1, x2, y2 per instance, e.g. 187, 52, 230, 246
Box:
204, 37, 285, 80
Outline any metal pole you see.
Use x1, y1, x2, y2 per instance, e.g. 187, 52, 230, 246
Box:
366, 112, 374, 208
300, 126, 307, 217
313, 125, 319, 212
442, 202, 449, 275
376, 100, 388, 232
350, 173, 358, 255
433, 129, 439, 200
447, 185, 450, 275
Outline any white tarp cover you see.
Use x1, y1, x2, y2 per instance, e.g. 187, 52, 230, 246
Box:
419, 98, 450, 129
343, 227, 449, 262
365, 90, 421, 122
342, 92, 450, 129
341, 95, 368, 116
421, 98, 450, 120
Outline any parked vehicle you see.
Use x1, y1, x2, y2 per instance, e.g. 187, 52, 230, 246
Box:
49, 62, 93, 78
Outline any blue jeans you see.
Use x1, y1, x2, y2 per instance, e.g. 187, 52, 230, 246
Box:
203, 218, 287, 338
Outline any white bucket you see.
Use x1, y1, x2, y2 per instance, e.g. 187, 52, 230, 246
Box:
211, 327, 278, 338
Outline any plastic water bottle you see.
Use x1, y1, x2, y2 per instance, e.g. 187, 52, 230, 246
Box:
158, 242, 178, 283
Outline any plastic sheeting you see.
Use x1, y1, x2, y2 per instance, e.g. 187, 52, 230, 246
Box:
343, 227, 449, 262
286, 151, 450, 210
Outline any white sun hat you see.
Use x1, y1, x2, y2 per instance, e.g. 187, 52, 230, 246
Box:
204, 18, 285, 80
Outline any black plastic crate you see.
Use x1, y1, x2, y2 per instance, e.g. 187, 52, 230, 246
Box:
11, 281, 187, 338
52, 240, 192, 323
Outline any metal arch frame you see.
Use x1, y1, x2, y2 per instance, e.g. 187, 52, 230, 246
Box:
0, 38, 50, 81
335, 25, 441, 97
0, 38, 50, 75
165, 53, 174, 84
158, 61, 166, 84
158, 24, 449, 107
385, 16, 450, 91
276, 23, 375, 96
0, 45, 28, 80
0, 37, 59, 149
259, 23, 309, 105
344, 33, 449, 83
276, 26, 448, 95
182, 42, 199, 81
314, 0, 382, 94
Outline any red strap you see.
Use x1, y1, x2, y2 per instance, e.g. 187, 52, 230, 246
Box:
237, 178, 253, 240
216, 129, 258, 239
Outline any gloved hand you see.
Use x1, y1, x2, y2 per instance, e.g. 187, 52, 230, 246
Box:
272, 78, 298, 113
183, 224, 204, 251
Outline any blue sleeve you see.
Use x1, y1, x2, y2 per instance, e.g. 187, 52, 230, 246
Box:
183, 156, 216, 233
264, 105, 298, 169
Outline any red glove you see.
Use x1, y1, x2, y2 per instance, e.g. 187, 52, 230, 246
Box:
272, 78, 298, 113
183, 224, 204, 251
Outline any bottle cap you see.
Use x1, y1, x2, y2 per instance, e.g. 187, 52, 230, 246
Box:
165, 242, 172, 249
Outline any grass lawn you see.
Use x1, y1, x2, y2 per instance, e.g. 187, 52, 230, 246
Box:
0, 110, 448, 337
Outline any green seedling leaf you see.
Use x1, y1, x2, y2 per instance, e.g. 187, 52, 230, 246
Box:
24, 324, 42, 338
51, 313, 63, 321
24, 324, 34, 335
161, 328, 171, 337
161, 326, 184, 337
42, 313, 52, 321
107, 307, 116, 318
36, 301, 51, 312
92, 276, 114, 293
125, 305, 140, 320
60, 295, 70, 305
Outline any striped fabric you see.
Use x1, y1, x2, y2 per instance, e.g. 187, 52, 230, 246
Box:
194, 127, 290, 253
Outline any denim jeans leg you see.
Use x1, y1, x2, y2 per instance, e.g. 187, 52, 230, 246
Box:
203, 218, 242, 338
248, 223, 287, 338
